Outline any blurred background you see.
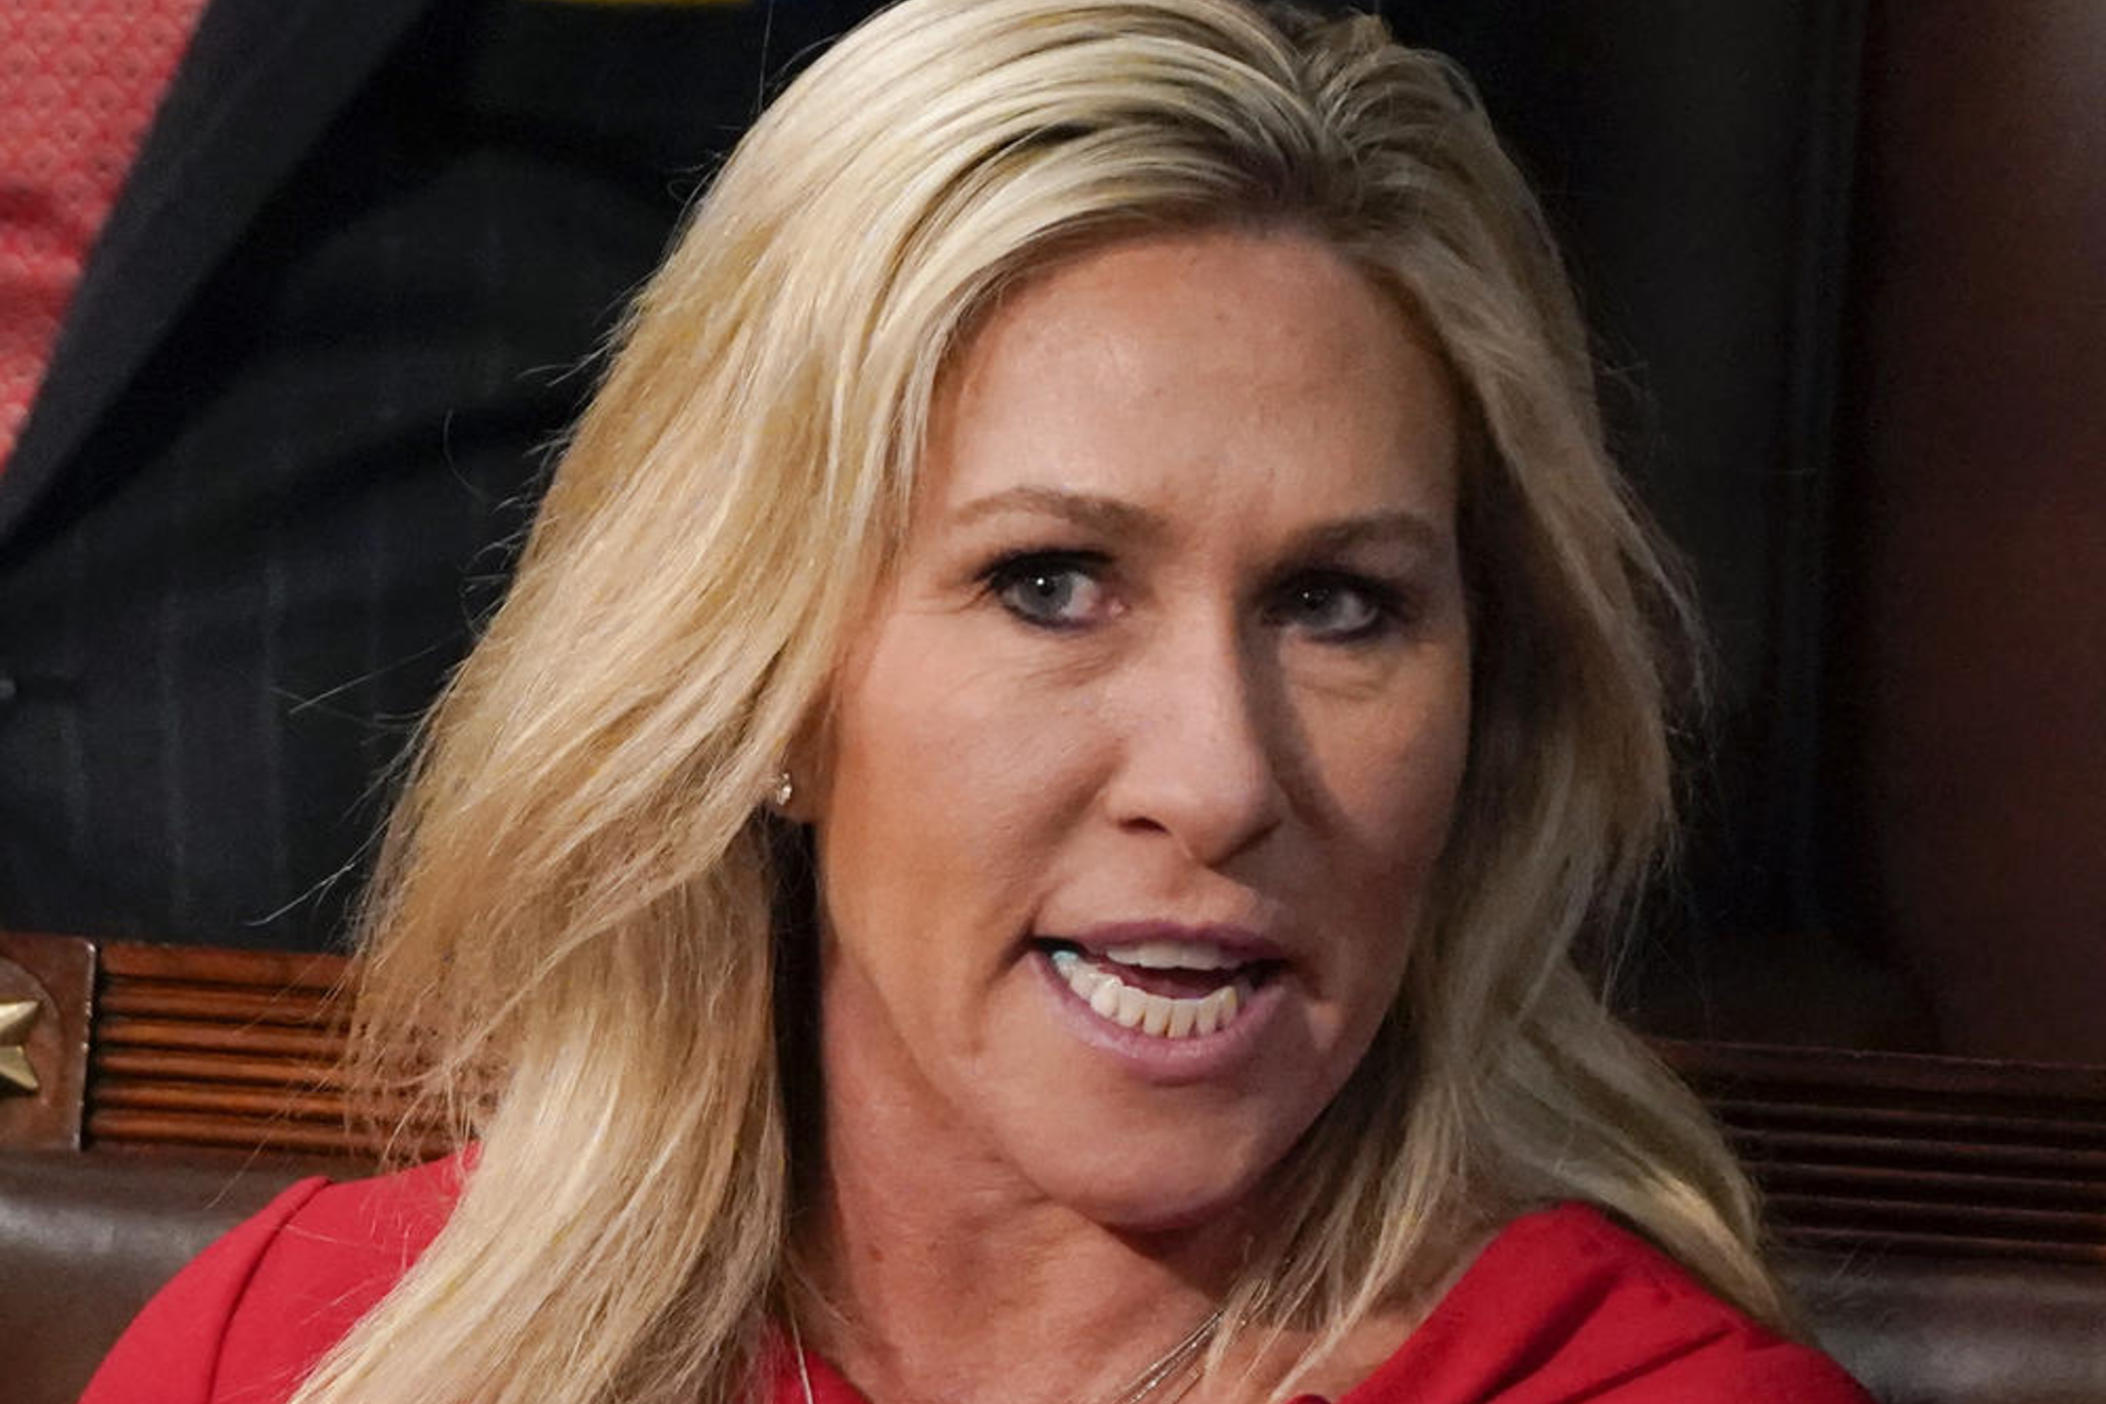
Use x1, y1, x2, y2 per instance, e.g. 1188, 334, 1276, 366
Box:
2, 0, 2100, 1066
1390, 2, 2106, 1066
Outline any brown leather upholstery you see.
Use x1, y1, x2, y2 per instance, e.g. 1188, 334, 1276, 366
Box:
0, 1153, 325, 1404
1792, 1252, 2106, 1404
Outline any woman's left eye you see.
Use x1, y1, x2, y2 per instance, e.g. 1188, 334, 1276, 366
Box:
1268, 573, 1399, 641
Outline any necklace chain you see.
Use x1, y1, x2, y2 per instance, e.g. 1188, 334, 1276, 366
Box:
1100, 1305, 1223, 1404
786, 1306, 1224, 1404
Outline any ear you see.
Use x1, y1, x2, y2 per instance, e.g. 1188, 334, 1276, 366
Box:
771, 708, 835, 825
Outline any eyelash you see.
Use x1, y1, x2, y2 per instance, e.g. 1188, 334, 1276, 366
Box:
977, 549, 1412, 643
1264, 570, 1411, 642
980, 550, 1110, 632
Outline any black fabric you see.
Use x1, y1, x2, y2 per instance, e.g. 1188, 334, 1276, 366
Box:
0, 1, 874, 950
0, 0, 429, 522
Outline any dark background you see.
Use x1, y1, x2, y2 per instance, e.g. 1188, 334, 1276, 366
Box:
3, 0, 2098, 1065
1383, 0, 2106, 1063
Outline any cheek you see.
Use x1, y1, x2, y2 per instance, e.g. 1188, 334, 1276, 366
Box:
818, 620, 1102, 970
1314, 666, 1473, 911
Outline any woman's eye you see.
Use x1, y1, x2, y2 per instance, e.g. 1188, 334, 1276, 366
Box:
985, 553, 1111, 629
1271, 573, 1398, 641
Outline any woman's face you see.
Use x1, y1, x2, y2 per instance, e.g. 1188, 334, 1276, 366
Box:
810, 228, 1472, 1231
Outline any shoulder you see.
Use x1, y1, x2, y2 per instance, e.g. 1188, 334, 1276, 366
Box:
79, 1154, 466, 1404
1343, 1204, 1873, 1404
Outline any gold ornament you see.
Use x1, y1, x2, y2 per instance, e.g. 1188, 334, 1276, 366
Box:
0, 999, 40, 1096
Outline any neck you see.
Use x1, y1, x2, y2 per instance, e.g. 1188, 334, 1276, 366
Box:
789, 946, 1452, 1404
797, 1012, 1256, 1404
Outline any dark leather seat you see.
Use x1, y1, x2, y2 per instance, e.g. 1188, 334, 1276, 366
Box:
1791, 1252, 2106, 1404
0, 1153, 322, 1404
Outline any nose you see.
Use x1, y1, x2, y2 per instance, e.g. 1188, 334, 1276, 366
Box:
1104, 616, 1288, 869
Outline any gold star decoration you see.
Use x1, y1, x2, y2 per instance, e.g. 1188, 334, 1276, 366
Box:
0, 999, 40, 1095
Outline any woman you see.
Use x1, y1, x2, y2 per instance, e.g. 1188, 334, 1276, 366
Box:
84, 3, 1871, 1402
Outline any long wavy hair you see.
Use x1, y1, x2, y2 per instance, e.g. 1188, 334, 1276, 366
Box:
293, 4, 1782, 1402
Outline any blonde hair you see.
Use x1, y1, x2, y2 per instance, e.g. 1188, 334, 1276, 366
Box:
297, 4, 1783, 1402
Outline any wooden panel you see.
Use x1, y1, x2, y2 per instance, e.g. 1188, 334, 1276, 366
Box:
82, 1110, 446, 1160
92, 1048, 345, 1087
97, 941, 345, 991
0, 932, 96, 1151
1662, 1039, 2106, 1263
96, 981, 341, 1026
81, 939, 397, 1160
96, 1016, 346, 1059
93, 1080, 351, 1118
1842, 0, 2106, 1061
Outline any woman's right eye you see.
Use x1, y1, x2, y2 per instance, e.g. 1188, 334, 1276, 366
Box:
983, 552, 1112, 629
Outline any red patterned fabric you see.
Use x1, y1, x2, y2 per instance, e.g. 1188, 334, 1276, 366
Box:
0, 0, 209, 470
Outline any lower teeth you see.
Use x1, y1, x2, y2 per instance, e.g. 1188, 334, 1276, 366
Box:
1048, 948, 1248, 1039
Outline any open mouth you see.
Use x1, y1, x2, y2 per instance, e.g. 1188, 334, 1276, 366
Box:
1037, 937, 1280, 1040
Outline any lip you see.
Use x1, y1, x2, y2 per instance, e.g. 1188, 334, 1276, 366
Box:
1029, 940, 1287, 1086
1056, 920, 1289, 966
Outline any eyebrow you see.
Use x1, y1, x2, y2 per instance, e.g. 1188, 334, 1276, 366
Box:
947, 486, 1170, 541
1291, 510, 1452, 563
946, 485, 1451, 561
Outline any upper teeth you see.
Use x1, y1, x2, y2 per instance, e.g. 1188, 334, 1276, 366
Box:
1049, 947, 1248, 1039
1099, 940, 1241, 971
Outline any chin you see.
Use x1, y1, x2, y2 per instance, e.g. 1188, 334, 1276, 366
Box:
999, 1099, 1309, 1235
1046, 1163, 1270, 1235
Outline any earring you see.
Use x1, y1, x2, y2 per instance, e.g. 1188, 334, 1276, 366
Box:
769, 770, 796, 810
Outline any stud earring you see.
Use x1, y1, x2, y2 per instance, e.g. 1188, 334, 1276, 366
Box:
769, 771, 795, 810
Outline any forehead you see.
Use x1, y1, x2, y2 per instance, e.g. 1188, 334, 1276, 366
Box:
926, 228, 1460, 527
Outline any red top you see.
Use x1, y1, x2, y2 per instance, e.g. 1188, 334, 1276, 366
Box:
79, 1156, 1871, 1404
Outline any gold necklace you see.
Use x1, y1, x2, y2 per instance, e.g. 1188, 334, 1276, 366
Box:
786, 1306, 1224, 1404
1098, 1306, 1223, 1404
